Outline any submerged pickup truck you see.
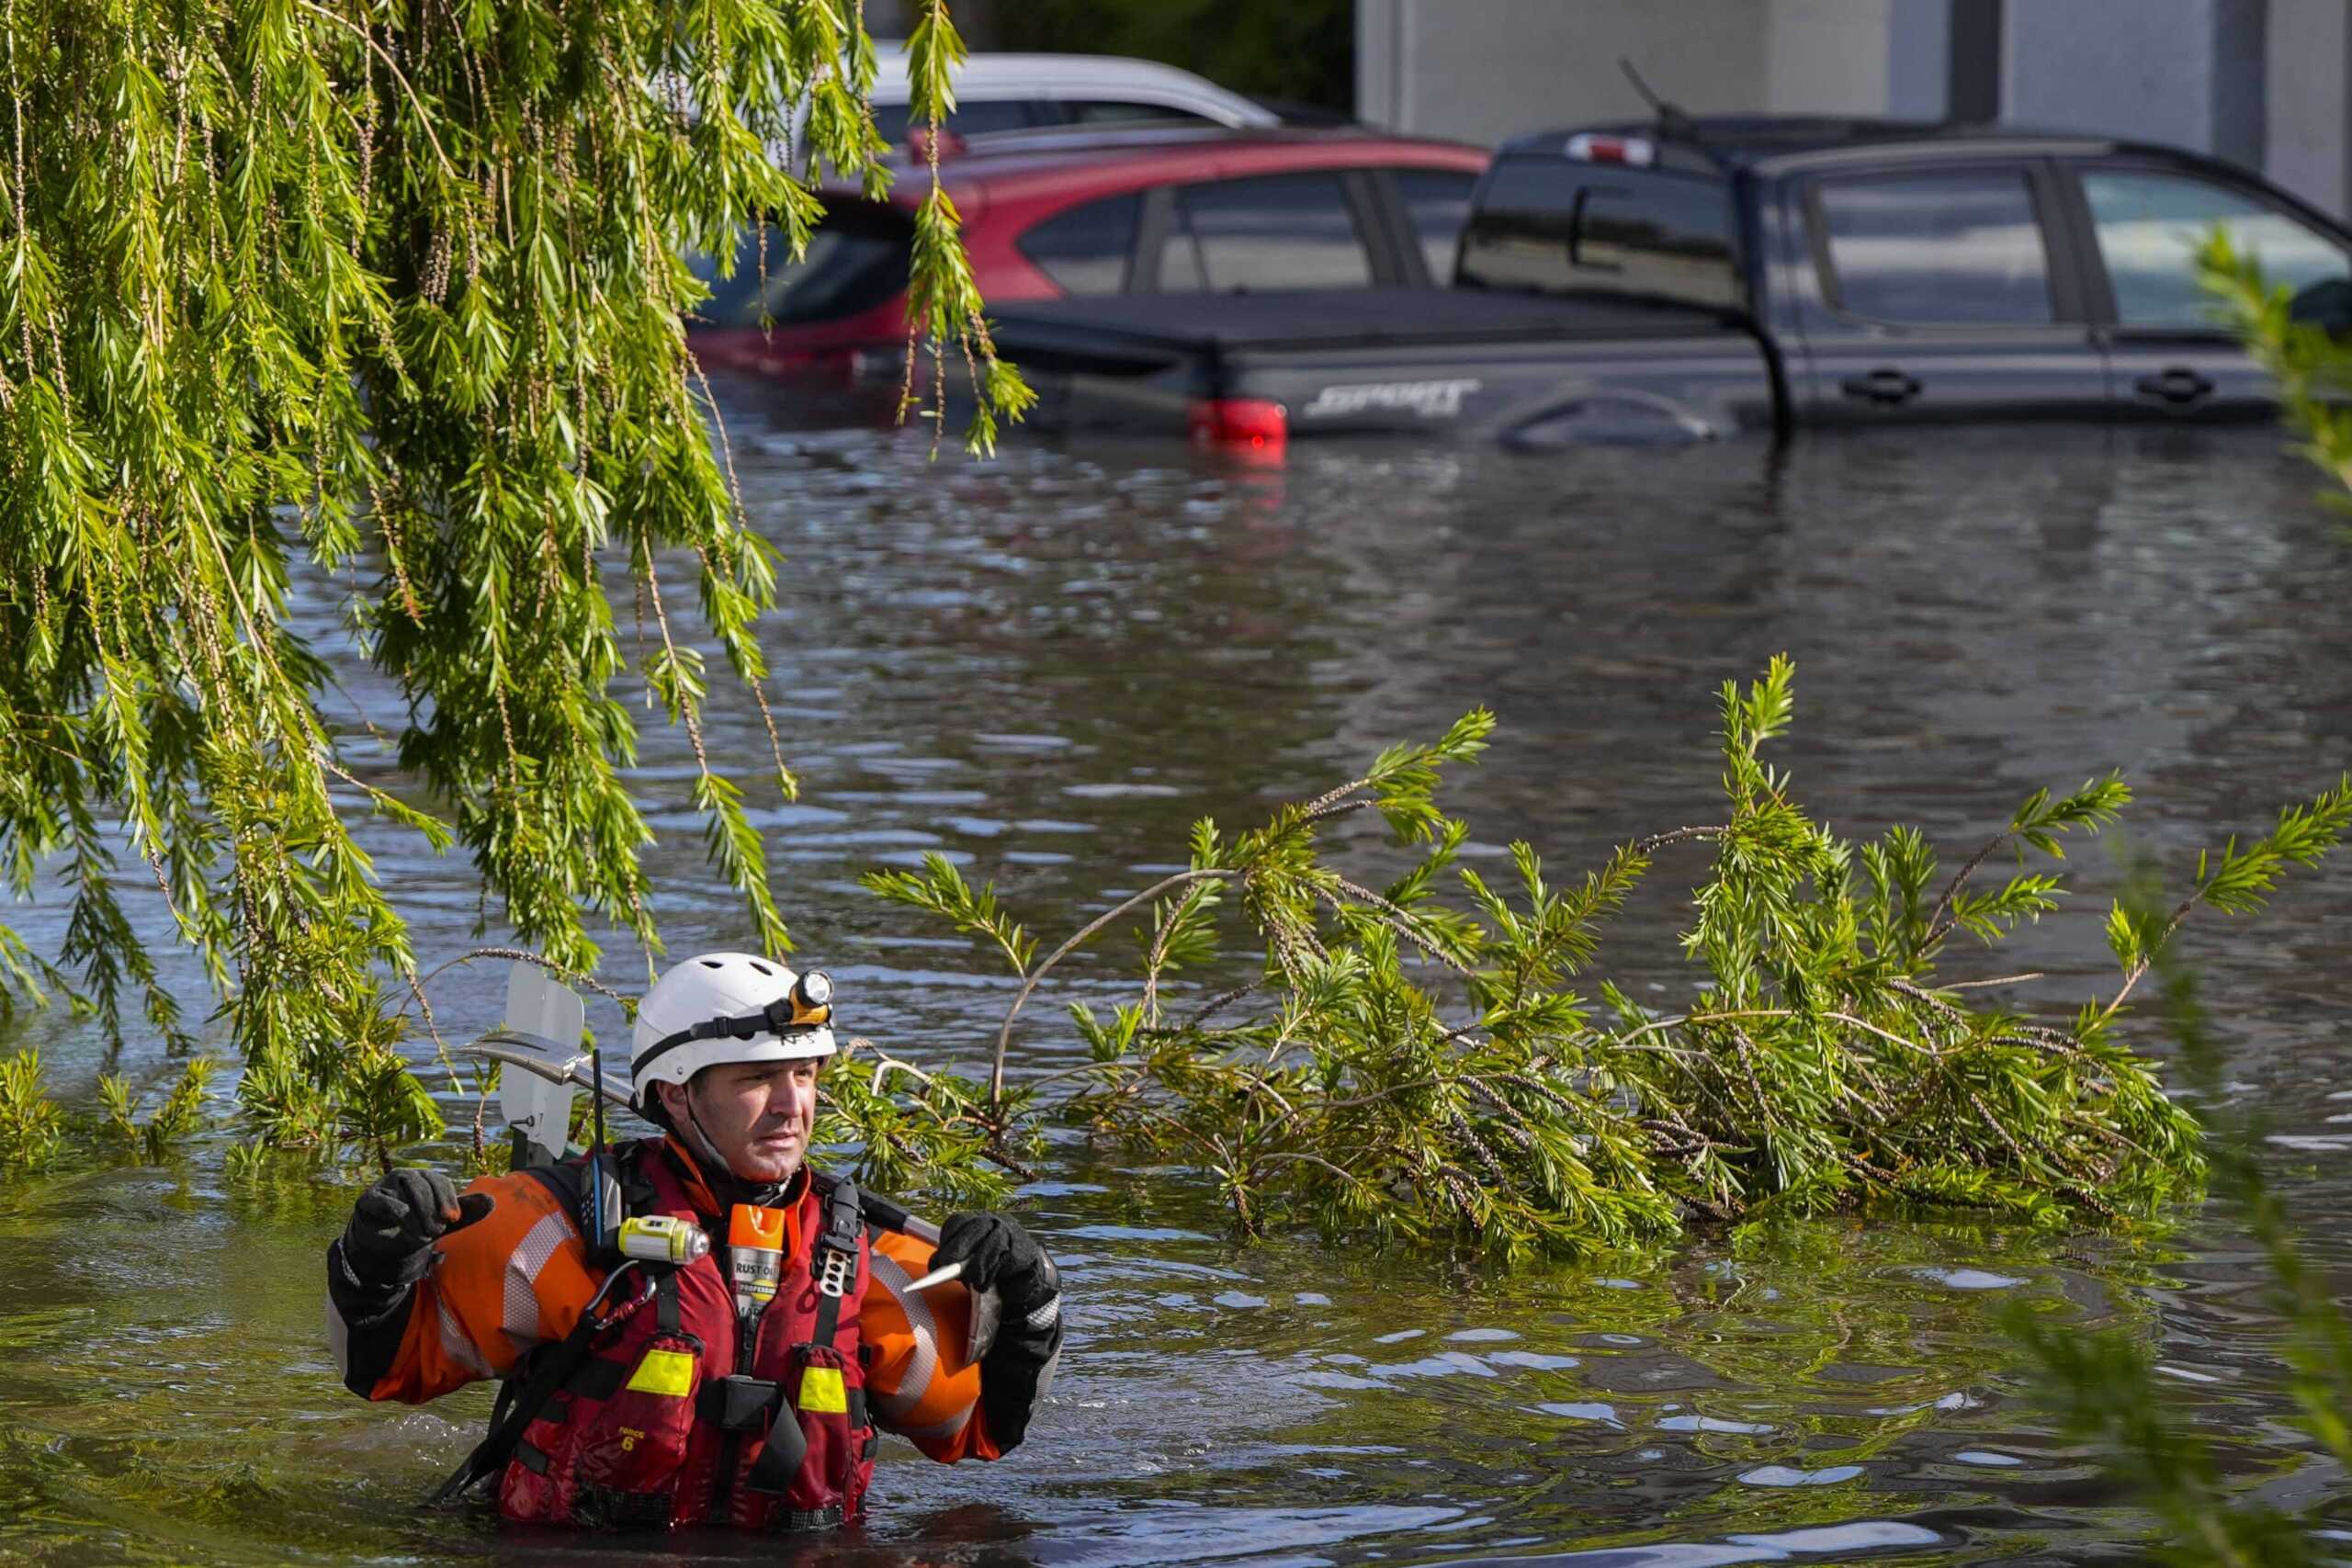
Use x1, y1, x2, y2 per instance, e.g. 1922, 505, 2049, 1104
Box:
987, 115, 2352, 450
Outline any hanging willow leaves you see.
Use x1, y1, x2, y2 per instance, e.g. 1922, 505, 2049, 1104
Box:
0, 0, 1023, 1142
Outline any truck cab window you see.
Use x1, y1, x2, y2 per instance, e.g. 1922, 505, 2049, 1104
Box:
1570, 184, 1737, 307
1018, 193, 1142, 296
1816, 172, 2052, 325
1159, 173, 1374, 292
1457, 156, 1736, 308
2082, 171, 2352, 328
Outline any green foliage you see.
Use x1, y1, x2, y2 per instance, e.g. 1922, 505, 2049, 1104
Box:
1, 1047, 215, 1168
2016, 929, 2352, 1565
814, 1038, 1022, 1211
2005, 236, 2352, 1566
868, 660, 2346, 1260
2200, 229, 2352, 512
0, 0, 1018, 1138
97, 1056, 218, 1163
861, 854, 1036, 976
0, 1049, 66, 1168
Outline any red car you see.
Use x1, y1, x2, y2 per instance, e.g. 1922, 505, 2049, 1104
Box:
687, 125, 1489, 383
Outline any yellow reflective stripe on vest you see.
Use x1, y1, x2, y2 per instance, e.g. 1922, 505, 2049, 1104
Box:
798, 1365, 847, 1415
625, 1348, 695, 1397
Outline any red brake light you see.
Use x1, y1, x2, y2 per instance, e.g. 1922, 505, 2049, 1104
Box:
1565, 132, 1656, 167
1187, 398, 1287, 458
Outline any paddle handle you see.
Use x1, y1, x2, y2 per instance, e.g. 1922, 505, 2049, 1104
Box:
900, 1259, 965, 1293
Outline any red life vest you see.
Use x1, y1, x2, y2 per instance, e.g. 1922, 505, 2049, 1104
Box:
495, 1143, 878, 1530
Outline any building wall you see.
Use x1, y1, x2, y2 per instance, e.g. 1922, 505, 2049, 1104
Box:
1356, 0, 1774, 142
2003, 0, 2267, 167
1355, 0, 1905, 140
1355, 0, 2350, 219
1762, 0, 1894, 114
2267, 0, 2352, 214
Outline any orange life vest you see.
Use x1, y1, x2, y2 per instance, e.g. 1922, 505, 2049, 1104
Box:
493, 1143, 878, 1530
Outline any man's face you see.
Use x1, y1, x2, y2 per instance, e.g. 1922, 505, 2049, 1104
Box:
662, 1057, 820, 1184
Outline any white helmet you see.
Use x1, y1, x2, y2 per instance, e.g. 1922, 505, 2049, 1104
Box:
629, 953, 837, 1110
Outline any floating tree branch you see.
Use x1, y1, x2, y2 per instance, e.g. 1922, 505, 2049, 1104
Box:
866, 660, 2347, 1258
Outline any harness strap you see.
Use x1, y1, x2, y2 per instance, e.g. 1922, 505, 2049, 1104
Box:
810, 1176, 863, 1347
430, 1262, 645, 1507
655, 1269, 682, 1335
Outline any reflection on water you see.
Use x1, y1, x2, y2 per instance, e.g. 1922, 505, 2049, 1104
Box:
4, 404, 2352, 1565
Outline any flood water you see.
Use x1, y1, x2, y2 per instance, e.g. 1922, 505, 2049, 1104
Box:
6, 402, 2352, 1565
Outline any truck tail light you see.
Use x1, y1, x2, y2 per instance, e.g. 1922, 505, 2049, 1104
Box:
1565, 132, 1655, 167
1187, 398, 1287, 459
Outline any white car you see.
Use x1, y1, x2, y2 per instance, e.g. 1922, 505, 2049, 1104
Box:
863, 48, 1280, 144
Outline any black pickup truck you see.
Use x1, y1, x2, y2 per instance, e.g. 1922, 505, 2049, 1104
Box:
987, 116, 2352, 449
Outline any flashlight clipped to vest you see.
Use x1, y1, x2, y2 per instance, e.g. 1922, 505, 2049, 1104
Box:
617, 1213, 710, 1267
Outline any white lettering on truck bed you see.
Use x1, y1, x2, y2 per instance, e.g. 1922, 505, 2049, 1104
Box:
1299, 378, 1483, 421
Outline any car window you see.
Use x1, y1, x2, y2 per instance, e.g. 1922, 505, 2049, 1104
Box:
1456, 156, 1737, 308
1393, 168, 1476, 281
1017, 193, 1141, 295
686, 206, 911, 327
1158, 173, 1373, 292
1062, 100, 1215, 125
1570, 180, 1737, 307
1816, 171, 2052, 325
868, 98, 1037, 146
2082, 170, 2352, 328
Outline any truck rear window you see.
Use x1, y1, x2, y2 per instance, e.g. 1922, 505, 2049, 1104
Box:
688, 203, 913, 327
1459, 154, 1737, 310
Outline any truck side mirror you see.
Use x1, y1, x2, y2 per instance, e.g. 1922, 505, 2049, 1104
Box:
2288, 277, 2352, 339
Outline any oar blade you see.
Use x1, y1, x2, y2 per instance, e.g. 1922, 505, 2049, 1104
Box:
500, 964, 585, 1165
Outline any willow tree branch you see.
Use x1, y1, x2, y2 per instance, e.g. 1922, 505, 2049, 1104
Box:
2098, 893, 2201, 1021
990, 867, 1238, 1107
1633, 824, 1730, 852
290, 0, 456, 177
1923, 829, 2013, 947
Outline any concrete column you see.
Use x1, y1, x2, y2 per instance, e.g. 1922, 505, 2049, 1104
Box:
2266, 0, 2352, 218
2005, 0, 2268, 172
1888, 0, 1953, 118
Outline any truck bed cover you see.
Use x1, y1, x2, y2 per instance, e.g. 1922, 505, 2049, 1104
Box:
988, 287, 1737, 359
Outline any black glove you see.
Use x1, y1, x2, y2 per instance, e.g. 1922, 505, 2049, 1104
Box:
931, 1212, 1062, 1454
932, 1211, 1058, 1319
340, 1168, 493, 1287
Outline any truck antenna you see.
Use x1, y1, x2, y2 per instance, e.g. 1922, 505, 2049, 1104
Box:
1619, 57, 1698, 140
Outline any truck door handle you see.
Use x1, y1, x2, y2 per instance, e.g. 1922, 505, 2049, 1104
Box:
2134, 367, 2215, 404
1840, 368, 1921, 405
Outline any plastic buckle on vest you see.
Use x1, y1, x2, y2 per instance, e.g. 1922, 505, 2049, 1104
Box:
814, 1177, 862, 1299
701, 1373, 780, 1431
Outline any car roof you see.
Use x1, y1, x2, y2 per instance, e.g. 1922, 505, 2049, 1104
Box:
1497, 115, 2213, 175
841, 125, 1489, 210
865, 45, 1278, 127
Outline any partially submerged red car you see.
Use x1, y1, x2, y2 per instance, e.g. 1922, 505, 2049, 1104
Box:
686, 126, 1490, 384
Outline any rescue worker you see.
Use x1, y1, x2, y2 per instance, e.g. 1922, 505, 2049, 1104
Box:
325, 953, 1061, 1531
